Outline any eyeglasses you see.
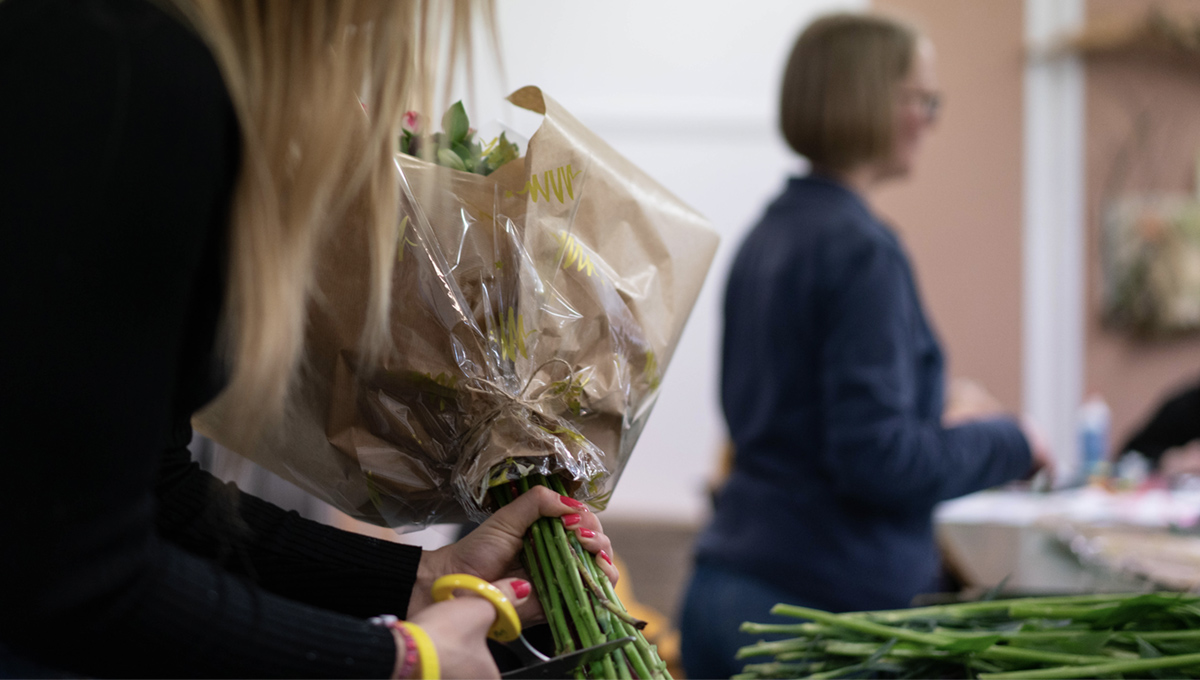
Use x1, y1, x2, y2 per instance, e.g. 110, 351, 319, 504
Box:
899, 87, 942, 122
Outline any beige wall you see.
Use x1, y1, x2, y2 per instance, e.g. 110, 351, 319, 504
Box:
869, 0, 1200, 455
871, 0, 1026, 412
1083, 0, 1200, 449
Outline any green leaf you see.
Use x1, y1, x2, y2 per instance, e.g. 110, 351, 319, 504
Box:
442, 100, 469, 143
944, 635, 1002, 653
483, 132, 520, 175
865, 638, 899, 665
437, 147, 467, 172
1136, 636, 1163, 659
1010, 632, 1113, 656
981, 576, 1012, 601
1093, 594, 1192, 629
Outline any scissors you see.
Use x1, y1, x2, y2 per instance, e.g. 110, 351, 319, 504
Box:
432, 574, 635, 679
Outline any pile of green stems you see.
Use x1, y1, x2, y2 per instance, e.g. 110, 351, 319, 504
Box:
490, 474, 672, 679
734, 592, 1200, 679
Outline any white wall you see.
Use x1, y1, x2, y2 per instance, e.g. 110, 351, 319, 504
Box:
449, 0, 865, 524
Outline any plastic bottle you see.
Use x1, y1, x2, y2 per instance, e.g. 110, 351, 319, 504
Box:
1078, 395, 1111, 485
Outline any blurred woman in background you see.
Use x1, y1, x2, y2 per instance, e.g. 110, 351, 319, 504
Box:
0, 1, 616, 677
679, 13, 1050, 678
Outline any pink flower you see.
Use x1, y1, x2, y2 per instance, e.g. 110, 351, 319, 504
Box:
402, 111, 422, 133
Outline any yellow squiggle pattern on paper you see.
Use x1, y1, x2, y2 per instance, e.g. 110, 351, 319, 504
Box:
491, 307, 532, 362
554, 231, 597, 278
506, 164, 582, 204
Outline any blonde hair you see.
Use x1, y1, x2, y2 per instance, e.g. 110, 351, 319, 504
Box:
171, 0, 482, 437
779, 12, 918, 173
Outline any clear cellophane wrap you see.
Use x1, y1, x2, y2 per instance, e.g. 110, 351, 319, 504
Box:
196, 87, 718, 526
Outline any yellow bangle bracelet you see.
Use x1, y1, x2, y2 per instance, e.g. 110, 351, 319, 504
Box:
400, 622, 439, 680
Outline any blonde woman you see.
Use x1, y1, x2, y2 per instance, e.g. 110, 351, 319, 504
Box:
679, 13, 1050, 678
0, 1, 617, 677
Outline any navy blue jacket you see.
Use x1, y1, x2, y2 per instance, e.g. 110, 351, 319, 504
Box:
694, 175, 1031, 612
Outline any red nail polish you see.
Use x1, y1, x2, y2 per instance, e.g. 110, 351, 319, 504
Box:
562, 513, 581, 527
559, 495, 587, 510
577, 528, 596, 538
512, 579, 531, 599
599, 550, 613, 566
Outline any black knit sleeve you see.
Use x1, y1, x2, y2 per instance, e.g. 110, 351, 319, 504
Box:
0, 1, 410, 676
156, 441, 423, 620
1121, 380, 1200, 465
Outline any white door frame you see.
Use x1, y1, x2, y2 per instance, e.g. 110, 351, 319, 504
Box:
1023, 0, 1086, 481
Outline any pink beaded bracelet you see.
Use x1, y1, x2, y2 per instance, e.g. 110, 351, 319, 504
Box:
369, 615, 420, 680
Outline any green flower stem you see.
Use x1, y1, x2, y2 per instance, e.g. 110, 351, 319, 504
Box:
544, 475, 670, 679
772, 604, 954, 647
571, 542, 612, 635
820, 639, 981, 660
514, 478, 573, 653
739, 622, 824, 636
546, 513, 610, 677
528, 475, 609, 677
494, 481, 573, 654
534, 514, 589, 648
739, 592, 1200, 679
737, 637, 823, 660
572, 533, 649, 678
1116, 630, 1200, 642
612, 647, 633, 680
566, 537, 620, 676
566, 529, 647, 631
978, 651, 1200, 679
771, 605, 1113, 667
851, 593, 1194, 624
603, 598, 655, 677
595, 559, 669, 679
804, 661, 880, 680
546, 476, 649, 633
735, 661, 829, 678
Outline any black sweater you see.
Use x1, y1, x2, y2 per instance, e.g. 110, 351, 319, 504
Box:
1122, 379, 1200, 465
0, 0, 420, 676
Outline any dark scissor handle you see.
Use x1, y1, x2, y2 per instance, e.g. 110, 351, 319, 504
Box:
501, 636, 637, 679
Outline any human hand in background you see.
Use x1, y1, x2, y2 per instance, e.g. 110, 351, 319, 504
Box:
943, 377, 1005, 426
1020, 416, 1056, 485
409, 485, 617, 622
1159, 441, 1200, 477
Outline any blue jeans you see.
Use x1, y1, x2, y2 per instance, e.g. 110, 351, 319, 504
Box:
679, 561, 813, 680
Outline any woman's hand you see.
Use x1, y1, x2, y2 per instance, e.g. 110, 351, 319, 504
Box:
1160, 441, 1200, 477
395, 577, 532, 679
943, 377, 1005, 426
1020, 416, 1056, 484
408, 485, 617, 620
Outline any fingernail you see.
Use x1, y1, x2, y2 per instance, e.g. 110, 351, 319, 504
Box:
577, 528, 596, 538
559, 495, 587, 510
562, 513, 581, 527
511, 579, 531, 600
599, 550, 613, 566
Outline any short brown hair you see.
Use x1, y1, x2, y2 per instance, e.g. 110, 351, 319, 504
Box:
779, 13, 918, 173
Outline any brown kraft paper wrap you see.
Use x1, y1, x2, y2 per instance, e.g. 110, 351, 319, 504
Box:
195, 86, 719, 526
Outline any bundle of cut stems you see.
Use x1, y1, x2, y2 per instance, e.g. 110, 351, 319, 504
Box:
735, 592, 1200, 679
490, 473, 672, 679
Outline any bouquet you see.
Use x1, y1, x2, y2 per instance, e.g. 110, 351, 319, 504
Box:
196, 87, 717, 677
